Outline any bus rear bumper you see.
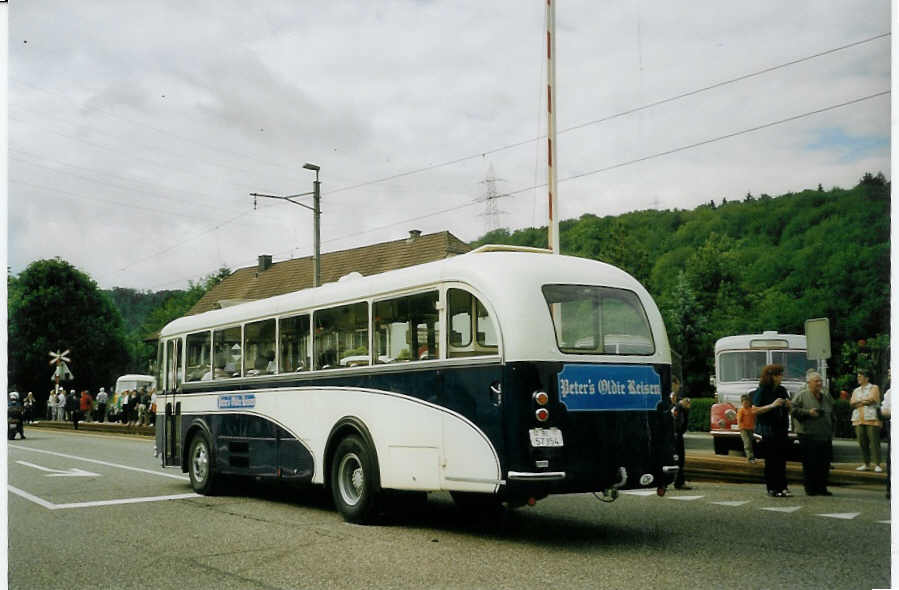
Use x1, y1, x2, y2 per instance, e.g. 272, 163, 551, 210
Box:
507, 470, 566, 482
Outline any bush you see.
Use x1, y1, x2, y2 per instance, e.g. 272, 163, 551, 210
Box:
687, 397, 714, 432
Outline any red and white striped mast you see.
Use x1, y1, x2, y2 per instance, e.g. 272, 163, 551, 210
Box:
545, 0, 560, 254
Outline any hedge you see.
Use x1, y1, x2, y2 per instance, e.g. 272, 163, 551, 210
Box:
686, 397, 714, 432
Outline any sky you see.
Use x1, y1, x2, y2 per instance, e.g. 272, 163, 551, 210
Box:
7, 0, 892, 291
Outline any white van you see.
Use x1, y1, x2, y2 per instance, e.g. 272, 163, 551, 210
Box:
115, 374, 157, 394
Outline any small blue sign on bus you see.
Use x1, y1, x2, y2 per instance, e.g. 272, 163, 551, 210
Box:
217, 394, 256, 409
557, 364, 662, 411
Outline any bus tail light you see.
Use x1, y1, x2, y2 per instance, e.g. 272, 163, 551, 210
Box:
535, 408, 549, 422
533, 390, 549, 406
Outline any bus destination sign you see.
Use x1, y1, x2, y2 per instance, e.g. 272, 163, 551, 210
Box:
217, 393, 256, 409
557, 364, 662, 411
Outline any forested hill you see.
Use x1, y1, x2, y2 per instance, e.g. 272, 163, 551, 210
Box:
473, 173, 890, 395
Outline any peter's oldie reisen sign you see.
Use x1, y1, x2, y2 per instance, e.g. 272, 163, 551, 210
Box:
557, 364, 662, 411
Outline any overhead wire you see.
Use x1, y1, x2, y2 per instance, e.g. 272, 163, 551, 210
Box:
323, 32, 890, 197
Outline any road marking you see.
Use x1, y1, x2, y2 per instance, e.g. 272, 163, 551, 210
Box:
620, 490, 658, 496
816, 512, 860, 520
9, 445, 188, 481
8, 485, 199, 510
16, 460, 100, 477
761, 506, 801, 513
711, 500, 750, 507
877, 520, 890, 524
667, 495, 704, 501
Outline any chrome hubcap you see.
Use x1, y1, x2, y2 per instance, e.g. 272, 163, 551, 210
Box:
338, 452, 364, 506
192, 441, 209, 483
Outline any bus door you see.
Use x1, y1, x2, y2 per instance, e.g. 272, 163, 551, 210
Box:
162, 338, 183, 467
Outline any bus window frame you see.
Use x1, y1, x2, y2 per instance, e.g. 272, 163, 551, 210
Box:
443, 284, 502, 360
278, 312, 312, 374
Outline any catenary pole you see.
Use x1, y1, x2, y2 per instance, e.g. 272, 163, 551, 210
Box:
546, 0, 560, 254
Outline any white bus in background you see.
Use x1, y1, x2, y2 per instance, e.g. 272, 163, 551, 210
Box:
115, 374, 157, 394
709, 331, 825, 456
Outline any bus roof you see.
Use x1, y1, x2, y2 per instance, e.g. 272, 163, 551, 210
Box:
160, 250, 671, 364
714, 332, 807, 354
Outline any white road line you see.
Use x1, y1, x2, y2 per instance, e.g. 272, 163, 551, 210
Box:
8, 445, 188, 481
816, 512, 860, 520
16, 461, 100, 477
620, 490, 658, 496
8, 486, 199, 510
761, 506, 801, 513
877, 520, 890, 524
667, 495, 704, 501
711, 500, 750, 507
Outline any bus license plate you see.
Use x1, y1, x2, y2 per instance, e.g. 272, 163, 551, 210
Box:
529, 427, 564, 447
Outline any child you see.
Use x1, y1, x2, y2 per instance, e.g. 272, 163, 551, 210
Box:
737, 394, 756, 462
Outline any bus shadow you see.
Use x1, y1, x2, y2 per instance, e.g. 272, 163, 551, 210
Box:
380, 496, 667, 549
212, 481, 665, 549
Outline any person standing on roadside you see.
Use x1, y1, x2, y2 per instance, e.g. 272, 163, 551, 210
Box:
752, 364, 792, 497
80, 389, 93, 423
736, 394, 757, 462
23, 392, 35, 424
790, 371, 833, 496
850, 368, 883, 472
120, 390, 130, 425
881, 374, 890, 499
96, 387, 108, 423
66, 389, 79, 429
56, 389, 66, 422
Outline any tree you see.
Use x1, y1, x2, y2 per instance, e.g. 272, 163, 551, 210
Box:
8, 258, 130, 411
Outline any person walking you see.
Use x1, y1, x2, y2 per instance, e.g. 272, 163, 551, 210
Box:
882, 381, 891, 499
850, 368, 883, 472
790, 371, 834, 496
752, 364, 792, 497
96, 387, 108, 423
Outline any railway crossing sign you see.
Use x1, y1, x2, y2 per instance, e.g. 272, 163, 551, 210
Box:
49, 349, 74, 382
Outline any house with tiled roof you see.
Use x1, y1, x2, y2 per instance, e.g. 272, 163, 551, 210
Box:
186, 230, 471, 316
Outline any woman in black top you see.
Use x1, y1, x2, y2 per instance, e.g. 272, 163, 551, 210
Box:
752, 364, 792, 497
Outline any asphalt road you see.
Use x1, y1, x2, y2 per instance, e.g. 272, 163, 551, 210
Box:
7, 430, 892, 590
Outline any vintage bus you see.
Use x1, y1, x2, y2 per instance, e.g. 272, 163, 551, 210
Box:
709, 331, 825, 456
155, 246, 678, 522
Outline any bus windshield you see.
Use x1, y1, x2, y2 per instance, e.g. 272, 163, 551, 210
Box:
718, 351, 766, 382
542, 285, 654, 355
773, 351, 817, 380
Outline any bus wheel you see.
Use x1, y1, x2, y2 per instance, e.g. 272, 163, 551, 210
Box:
331, 435, 378, 524
188, 430, 218, 495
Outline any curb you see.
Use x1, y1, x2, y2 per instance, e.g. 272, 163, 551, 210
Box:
24, 420, 154, 438
685, 453, 887, 487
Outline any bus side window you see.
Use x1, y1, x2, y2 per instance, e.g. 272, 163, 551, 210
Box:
374, 291, 440, 363
165, 340, 175, 392
279, 314, 310, 373
448, 289, 497, 358
314, 302, 369, 369
244, 318, 276, 376
185, 331, 211, 382
213, 326, 243, 379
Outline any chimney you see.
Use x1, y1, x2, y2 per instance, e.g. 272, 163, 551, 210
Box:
407, 229, 422, 243
257, 254, 273, 273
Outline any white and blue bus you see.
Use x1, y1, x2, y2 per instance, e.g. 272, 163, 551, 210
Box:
156, 246, 678, 522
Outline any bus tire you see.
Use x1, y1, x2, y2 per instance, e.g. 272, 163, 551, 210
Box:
188, 430, 218, 495
330, 435, 379, 524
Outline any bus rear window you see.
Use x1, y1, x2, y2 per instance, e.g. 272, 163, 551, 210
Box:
542, 285, 654, 355
718, 351, 766, 382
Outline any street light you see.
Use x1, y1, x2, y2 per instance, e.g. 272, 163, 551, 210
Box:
302, 163, 321, 288
249, 161, 323, 288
